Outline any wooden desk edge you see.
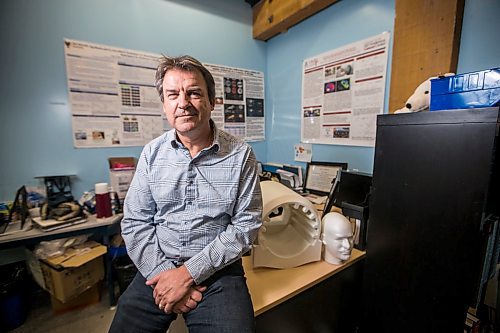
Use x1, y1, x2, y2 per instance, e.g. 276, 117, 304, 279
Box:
244, 249, 366, 316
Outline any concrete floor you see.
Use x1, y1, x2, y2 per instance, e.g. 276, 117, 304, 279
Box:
9, 288, 115, 333
9, 287, 188, 333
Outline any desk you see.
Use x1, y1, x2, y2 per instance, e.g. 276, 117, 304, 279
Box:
244, 249, 365, 332
169, 249, 366, 333
0, 214, 123, 306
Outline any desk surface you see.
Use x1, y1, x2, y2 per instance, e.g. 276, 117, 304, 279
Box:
244, 248, 365, 316
0, 214, 122, 246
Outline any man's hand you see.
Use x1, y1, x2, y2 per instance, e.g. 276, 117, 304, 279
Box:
145, 265, 195, 313
172, 285, 207, 314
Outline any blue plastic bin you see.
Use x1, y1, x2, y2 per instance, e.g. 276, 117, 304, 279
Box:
0, 263, 28, 332
430, 68, 500, 111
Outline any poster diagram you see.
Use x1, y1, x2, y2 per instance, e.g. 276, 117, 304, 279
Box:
64, 39, 165, 148
64, 39, 265, 148
301, 32, 390, 147
224, 78, 244, 101
205, 63, 265, 142
246, 98, 264, 117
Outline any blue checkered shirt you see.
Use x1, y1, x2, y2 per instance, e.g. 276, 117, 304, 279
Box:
121, 124, 262, 284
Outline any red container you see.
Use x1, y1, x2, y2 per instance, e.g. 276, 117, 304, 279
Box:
95, 183, 112, 218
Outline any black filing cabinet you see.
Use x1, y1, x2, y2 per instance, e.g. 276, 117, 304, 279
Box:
361, 108, 499, 332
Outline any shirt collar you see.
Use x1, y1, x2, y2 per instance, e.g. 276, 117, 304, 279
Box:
168, 119, 220, 153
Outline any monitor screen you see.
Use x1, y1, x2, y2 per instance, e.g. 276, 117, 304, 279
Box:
303, 161, 348, 196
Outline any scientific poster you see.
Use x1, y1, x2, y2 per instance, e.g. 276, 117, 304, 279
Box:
301, 32, 390, 147
64, 39, 265, 148
204, 63, 265, 142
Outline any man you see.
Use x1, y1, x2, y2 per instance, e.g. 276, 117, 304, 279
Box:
109, 55, 262, 333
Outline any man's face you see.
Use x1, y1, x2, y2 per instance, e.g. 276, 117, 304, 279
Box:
162, 69, 213, 135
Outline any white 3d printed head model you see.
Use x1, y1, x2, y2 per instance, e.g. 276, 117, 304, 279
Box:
321, 212, 353, 265
252, 181, 322, 268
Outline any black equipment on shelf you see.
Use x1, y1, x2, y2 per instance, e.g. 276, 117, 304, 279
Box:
323, 169, 372, 251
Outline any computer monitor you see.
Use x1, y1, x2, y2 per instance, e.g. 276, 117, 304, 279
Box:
303, 161, 348, 196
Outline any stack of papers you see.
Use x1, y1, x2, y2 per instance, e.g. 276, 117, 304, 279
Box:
33, 216, 87, 232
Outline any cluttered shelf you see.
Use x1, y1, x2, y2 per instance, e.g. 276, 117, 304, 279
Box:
0, 213, 124, 316
0, 214, 123, 249
1, 174, 125, 249
0, 172, 134, 333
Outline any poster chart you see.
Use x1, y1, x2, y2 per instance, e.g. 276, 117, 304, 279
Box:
301, 32, 390, 147
64, 39, 265, 148
64, 39, 165, 148
204, 63, 265, 142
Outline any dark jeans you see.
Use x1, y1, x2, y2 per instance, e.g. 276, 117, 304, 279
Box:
108, 260, 255, 333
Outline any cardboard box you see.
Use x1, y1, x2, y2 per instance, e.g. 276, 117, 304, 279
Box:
108, 157, 136, 200
38, 241, 107, 303
50, 283, 101, 315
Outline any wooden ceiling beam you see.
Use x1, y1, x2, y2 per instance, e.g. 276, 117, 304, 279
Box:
388, 0, 464, 113
253, 0, 339, 41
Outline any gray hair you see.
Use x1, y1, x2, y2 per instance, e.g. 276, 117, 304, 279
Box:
155, 55, 215, 105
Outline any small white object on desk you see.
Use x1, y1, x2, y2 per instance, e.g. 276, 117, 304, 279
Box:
321, 212, 354, 265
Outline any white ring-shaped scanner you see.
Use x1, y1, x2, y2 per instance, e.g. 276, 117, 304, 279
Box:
252, 181, 322, 268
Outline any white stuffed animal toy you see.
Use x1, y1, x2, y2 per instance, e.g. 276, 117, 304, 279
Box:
394, 73, 454, 113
